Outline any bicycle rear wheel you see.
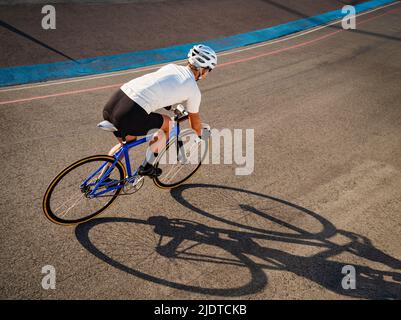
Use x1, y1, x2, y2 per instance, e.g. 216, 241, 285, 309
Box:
43, 155, 126, 226
153, 130, 209, 189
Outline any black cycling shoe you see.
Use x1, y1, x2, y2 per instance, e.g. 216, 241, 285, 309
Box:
138, 163, 162, 177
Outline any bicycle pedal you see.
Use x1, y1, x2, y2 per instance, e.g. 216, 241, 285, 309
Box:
123, 176, 144, 194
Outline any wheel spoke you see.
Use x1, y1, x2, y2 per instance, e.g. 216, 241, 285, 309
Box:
53, 190, 84, 213
58, 193, 86, 218
165, 162, 187, 183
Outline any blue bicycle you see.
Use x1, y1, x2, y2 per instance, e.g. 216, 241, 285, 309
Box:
43, 105, 210, 226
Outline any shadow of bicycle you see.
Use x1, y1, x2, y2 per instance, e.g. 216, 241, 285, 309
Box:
75, 184, 401, 299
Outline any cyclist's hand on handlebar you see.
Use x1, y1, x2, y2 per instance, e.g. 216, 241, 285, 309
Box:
194, 136, 203, 144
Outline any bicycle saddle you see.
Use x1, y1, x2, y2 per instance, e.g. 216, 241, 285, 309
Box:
97, 120, 118, 132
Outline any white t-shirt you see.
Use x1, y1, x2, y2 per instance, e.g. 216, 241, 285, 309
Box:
120, 64, 201, 114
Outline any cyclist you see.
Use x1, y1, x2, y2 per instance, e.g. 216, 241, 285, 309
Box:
102, 44, 217, 177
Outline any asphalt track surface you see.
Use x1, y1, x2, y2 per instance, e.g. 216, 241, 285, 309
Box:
0, 0, 366, 67
1, 3, 401, 299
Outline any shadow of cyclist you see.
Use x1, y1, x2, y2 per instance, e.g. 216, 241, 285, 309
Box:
75, 183, 401, 299
149, 213, 401, 299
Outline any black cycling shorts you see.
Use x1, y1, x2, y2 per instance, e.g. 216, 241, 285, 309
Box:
103, 89, 164, 138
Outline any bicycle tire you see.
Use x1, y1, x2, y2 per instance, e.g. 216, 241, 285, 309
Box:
43, 155, 126, 226
153, 130, 209, 189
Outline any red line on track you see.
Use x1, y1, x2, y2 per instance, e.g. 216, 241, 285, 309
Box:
0, 6, 399, 106
218, 6, 400, 68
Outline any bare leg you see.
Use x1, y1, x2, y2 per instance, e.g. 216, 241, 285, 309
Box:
108, 135, 137, 157
148, 115, 171, 155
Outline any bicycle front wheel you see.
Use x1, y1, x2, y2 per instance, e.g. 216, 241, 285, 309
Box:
43, 155, 126, 226
153, 130, 209, 189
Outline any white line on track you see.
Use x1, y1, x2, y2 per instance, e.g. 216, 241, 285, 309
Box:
0, 0, 399, 94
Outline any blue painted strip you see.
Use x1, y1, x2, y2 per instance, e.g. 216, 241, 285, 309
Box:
0, 0, 396, 87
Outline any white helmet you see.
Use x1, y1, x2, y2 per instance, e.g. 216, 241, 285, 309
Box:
188, 44, 217, 70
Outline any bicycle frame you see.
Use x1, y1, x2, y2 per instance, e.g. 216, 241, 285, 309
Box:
82, 114, 187, 198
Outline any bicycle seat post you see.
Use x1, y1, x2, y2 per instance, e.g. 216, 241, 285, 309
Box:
121, 130, 127, 144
